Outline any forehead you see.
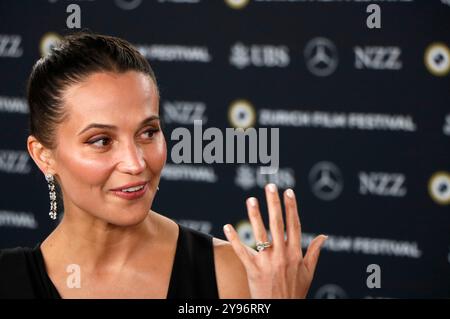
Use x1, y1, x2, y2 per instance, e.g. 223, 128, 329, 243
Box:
62, 71, 158, 124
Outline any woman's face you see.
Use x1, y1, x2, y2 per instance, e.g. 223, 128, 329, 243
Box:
51, 71, 166, 226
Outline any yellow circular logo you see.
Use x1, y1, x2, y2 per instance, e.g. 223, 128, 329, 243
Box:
40, 32, 62, 57
228, 99, 256, 129
235, 220, 255, 247
225, 0, 250, 10
428, 172, 450, 205
424, 43, 450, 76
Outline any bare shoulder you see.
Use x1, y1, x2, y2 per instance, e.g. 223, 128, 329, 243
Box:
212, 237, 252, 299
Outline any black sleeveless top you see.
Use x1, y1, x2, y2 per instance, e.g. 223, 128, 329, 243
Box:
0, 224, 219, 299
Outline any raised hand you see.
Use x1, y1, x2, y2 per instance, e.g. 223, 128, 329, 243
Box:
223, 183, 328, 299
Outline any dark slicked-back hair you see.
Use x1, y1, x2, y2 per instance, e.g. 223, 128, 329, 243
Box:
27, 31, 158, 150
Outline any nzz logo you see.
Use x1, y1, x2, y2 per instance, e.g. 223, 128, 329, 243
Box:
354, 46, 402, 70
359, 172, 406, 197
162, 101, 207, 125
0, 35, 23, 58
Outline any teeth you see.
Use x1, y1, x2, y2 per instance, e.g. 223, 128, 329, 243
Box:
121, 185, 145, 192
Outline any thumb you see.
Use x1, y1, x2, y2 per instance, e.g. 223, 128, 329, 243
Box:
304, 234, 328, 275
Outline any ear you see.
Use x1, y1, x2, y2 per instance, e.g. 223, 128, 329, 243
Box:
27, 135, 56, 176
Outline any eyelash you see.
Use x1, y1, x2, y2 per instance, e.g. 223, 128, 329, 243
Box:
86, 128, 160, 148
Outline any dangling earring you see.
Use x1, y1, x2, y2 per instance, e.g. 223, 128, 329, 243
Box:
45, 173, 57, 220
157, 186, 160, 191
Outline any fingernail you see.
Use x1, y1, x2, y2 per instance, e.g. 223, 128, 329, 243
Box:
248, 197, 257, 207
223, 224, 231, 233
286, 189, 295, 198
267, 183, 277, 193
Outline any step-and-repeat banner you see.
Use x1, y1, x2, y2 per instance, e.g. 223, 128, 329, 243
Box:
0, 0, 449, 298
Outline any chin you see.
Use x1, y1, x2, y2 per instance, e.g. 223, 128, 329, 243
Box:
101, 191, 155, 225
108, 211, 148, 227
104, 207, 150, 227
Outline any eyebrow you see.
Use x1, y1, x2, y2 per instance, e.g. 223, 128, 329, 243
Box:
77, 115, 160, 136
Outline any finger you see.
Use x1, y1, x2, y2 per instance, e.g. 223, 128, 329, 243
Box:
246, 197, 269, 244
265, 183, 285, 251
304, 235, 328, 274
223, 224, 255, 269
284, 189, 302, 255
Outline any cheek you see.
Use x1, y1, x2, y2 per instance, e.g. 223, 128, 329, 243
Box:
146, 137, 167, 173
57, 150, 114, 190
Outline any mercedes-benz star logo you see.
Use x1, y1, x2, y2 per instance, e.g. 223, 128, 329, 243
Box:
309, 161, 343, 201
304, 37, 338, 77
115, 0, 142, 10
314, 284, 348, 299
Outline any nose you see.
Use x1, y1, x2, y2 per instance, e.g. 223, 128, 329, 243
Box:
117, 142, 147, 175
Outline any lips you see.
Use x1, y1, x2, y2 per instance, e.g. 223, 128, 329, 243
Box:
111, 183, 148, 200
110, 181, 148, 191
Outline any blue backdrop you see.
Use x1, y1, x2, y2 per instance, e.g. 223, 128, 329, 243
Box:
0, 0, 449, 298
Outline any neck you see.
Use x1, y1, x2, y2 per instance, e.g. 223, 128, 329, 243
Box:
41, 209, 159, 272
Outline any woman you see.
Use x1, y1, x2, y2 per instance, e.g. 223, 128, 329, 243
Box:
0, 32, 327, 299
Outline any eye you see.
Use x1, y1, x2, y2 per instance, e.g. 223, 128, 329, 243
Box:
141, 128, 160, 139
87, 137, 112, 148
